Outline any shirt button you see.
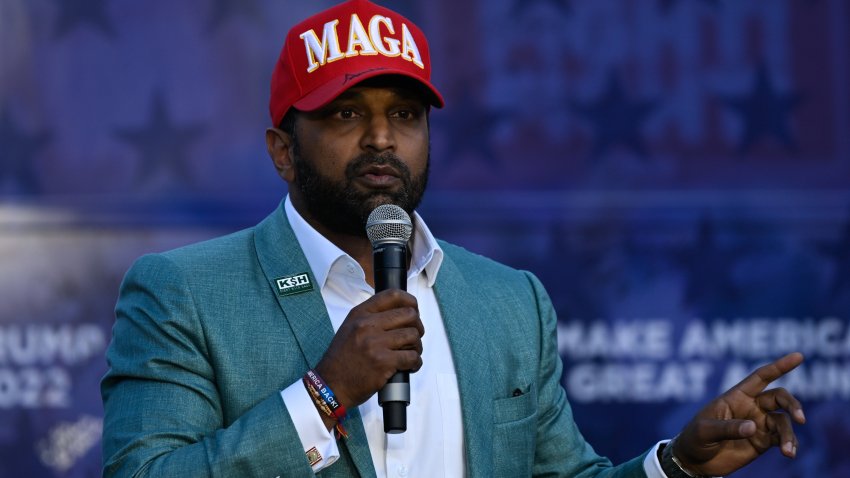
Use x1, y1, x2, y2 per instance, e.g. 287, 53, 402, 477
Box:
346, 264, 356, 274
397, 465, 408, 477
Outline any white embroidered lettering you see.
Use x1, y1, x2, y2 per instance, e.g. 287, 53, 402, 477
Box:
346, 14, 378, 57
300, 15, 423, 73
400, 23, 424, 69
370, 15, 401, 57
300, 20, 344, 73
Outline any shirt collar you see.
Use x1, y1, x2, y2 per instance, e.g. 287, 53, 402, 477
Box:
284, 195, 444, 289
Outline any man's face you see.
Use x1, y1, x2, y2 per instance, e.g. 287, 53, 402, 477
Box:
287, 80, 430, 236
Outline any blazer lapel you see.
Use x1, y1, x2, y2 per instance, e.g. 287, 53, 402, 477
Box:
433, 251, 494, 478
253, 204, 376, 478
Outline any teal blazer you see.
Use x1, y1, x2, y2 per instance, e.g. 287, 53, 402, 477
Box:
102, 203, 649, 477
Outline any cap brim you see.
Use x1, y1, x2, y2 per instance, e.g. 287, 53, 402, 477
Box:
292, 67, 444, 112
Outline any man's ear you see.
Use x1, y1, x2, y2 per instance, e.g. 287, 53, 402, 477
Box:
266, 127, 295, 182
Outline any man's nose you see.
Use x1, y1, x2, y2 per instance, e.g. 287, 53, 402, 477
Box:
360, 115, 395, 152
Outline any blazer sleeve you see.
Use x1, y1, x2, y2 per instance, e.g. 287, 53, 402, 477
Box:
524, 271, 651, 478
100, 253, 316, 477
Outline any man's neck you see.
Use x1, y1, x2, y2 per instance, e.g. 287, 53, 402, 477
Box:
290, 199, 416, 288
288, 201, 371, 286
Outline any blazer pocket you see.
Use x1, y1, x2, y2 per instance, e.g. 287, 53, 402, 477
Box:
493, 383, 537, 425
492, 384, 537, 477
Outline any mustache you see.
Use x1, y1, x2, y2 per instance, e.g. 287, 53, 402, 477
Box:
345, 153, 412, 180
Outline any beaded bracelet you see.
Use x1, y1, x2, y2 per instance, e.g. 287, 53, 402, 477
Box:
304, 379, 333, 417
303, 369, 349, 438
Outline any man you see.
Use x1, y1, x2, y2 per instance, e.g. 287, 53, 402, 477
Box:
101, 0, 806, 476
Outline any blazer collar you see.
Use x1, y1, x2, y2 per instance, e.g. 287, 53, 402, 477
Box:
433, 247, 494, 478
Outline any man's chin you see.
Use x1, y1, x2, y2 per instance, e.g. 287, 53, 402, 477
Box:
359, 192, 406, 212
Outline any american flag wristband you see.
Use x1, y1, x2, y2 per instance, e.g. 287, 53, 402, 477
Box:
304, 369, 349, 437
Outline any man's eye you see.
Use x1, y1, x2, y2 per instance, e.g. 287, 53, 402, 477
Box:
337, 109, 356, 119
394, 110, 414, 120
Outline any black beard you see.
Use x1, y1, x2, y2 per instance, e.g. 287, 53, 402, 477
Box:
292, 141, 429, 237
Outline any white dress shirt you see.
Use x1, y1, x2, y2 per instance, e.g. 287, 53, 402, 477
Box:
279, 195, 671, 478
280, 196, 465, 478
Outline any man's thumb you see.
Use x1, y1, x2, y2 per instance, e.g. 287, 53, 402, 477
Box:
698, 419, 757, 443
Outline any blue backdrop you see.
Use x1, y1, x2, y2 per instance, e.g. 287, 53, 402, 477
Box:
1, 0, 849, 476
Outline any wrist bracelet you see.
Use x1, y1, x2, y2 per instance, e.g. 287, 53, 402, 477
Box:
303, 369, 349, 438
304, 378, 333, 417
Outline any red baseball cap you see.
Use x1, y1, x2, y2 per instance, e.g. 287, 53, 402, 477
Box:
270, 0, 445, 126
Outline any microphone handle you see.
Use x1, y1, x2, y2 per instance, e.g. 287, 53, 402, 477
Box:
374, 242, 409, 434
374, 243, 407, 292
380, 372, 409, 433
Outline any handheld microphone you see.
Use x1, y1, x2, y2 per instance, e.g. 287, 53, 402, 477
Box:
366, 204, 413, 434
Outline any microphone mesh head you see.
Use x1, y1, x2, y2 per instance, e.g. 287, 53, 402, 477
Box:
366, 205, 413, 245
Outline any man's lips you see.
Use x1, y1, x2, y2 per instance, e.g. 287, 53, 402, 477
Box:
355, 165, 402, 187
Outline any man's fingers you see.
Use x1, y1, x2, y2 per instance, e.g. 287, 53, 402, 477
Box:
733, 352, 804, 396
396, 349, 423, 373
365, 294, 424, 336
385, 327, 424, 354
694, 418, 757, 444
766, 412, 798, 458
374, 306, 422, 332
756, 388, 806, 424
363, 289, 418, 312
350, 303, 423, 337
